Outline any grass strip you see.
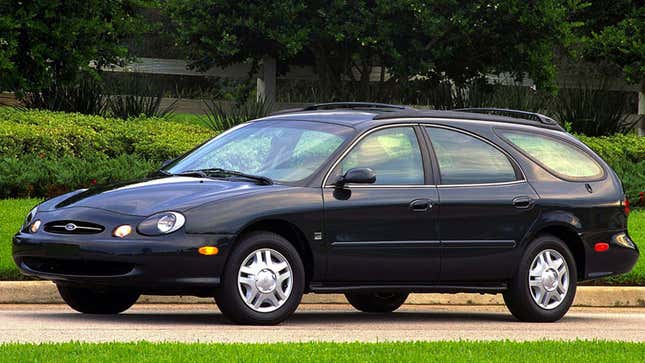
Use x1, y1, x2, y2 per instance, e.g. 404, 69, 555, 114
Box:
0, 341, 644, 363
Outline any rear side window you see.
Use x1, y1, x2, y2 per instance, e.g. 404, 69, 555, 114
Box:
500, 130, 603, 180
426, 127, 518, 185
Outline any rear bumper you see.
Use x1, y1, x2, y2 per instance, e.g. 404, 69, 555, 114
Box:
12, 231, 234, 296
583, 231, 639, 280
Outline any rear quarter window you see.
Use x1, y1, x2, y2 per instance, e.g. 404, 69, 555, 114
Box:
500, 130, 604, 180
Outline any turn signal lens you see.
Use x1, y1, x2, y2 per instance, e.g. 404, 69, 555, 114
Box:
594, 242, 609, 252
29, 220, 41, 233
623, 197, 630, 216
113, 225, 132, 238
198, 246, 219, 256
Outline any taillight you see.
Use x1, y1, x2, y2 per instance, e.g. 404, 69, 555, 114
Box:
623, 197, 630, 216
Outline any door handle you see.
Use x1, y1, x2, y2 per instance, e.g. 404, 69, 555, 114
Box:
512, 196, 534, 209
410, 199, 432, 212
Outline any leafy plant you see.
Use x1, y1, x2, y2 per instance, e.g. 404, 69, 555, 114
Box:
551, 80, 641, 136
107, 77, 178, 119
19, 76, 108, 115
201, 98, 273, 131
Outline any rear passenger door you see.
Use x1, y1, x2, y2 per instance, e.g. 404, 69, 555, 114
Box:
424, 126, 539, 283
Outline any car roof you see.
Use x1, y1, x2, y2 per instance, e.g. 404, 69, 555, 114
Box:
255, 104, 564, 132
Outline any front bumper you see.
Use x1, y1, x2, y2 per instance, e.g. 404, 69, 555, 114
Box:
12, 208, 234, 296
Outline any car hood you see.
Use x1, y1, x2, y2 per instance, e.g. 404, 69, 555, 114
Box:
42, 176, 281, 216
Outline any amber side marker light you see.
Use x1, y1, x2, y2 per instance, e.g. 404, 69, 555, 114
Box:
594, 242, 609, 252
113, 225, 132, 238
199, 246, 219, 256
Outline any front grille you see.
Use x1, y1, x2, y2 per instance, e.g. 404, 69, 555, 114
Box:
44, 221, 105, 235
22, 257, 134, 276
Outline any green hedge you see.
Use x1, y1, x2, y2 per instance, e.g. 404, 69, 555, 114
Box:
0, 155, 158, 198
0, 108, 215, 162
578, 134, 645, 200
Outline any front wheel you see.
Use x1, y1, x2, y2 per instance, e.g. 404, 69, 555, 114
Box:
57, 285, 139, 314
215, 232, 305, 325
503, 235, 577, 322
345, 292, 409, 313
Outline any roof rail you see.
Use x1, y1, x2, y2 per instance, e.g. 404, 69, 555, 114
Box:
271, 102, 413, 115
453, 108, 559, 126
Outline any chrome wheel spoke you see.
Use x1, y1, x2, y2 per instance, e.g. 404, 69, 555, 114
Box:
529, 276, 542, 287
528, 249, 570, 310
252, 293, 265, 309
239, 276, 255, 287
240, 266, 256, 276
238, 248, 293, 313
265, 293, 280, 307
540, 290, 551, 306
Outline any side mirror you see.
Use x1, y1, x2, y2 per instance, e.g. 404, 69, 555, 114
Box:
335, 167, 376, 187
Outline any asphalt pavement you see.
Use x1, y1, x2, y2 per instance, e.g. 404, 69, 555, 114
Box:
2, 304, 644, 343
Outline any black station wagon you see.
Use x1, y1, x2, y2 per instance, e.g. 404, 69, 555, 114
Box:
13, 103, 639, 324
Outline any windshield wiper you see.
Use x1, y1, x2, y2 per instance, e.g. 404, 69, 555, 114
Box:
173, 170, 208, 178
174, 168, 273, 185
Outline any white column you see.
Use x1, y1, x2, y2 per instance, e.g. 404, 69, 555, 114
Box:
638, 81, 644, 136
257, 56, 277, 103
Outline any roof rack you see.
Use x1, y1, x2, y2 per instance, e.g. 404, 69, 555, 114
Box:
452, 108, 559, 126
373, 108, 565, 131
270, 102, 413, 115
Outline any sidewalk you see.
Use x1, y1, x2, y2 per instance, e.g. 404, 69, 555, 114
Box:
1, 281, 643, 307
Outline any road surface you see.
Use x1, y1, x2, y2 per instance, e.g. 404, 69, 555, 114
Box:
2, 304, 644, 343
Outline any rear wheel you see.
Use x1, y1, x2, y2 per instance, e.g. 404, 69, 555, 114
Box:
503, 235, 577, 322
345, 292, 409, 313
57, 285, 139, 314
215, 232, 305, 325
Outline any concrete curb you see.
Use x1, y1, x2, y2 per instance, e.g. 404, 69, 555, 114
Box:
1, 282, 644, 307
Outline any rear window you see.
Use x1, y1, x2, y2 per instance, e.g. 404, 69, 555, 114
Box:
500, 130, 603, 180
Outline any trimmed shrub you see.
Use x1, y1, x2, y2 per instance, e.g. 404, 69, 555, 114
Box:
0, 108, 215, 161
0, 155, 159, 199
579, 134, 644, 201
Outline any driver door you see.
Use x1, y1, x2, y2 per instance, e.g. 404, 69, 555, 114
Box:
323, 125, 441, 283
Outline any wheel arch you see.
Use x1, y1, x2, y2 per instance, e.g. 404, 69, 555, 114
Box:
234, 219, 315, 289
529, 223, 586, 281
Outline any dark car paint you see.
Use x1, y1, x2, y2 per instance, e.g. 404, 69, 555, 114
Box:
13, 110, 639, 296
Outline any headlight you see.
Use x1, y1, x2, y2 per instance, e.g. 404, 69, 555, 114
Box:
23, 206, 38, 229
137, 211, 186, 235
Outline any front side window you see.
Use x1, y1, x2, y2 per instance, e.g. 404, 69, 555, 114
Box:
500, 130, 603, 180
426, 127, 517, 185
329, 127, 424, 185
166, 121, 354, 183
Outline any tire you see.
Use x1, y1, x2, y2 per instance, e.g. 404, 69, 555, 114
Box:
503, 234, 577, 322
57, 285, 139, 314
345, 292, 409, 313
214, 231, 305, 325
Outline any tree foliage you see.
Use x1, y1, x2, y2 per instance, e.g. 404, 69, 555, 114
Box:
571, 1, 643, 84
165, 0, 574, 98
0, 0, 146, 93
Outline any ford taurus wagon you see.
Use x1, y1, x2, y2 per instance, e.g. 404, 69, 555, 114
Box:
13, 103, 639, 324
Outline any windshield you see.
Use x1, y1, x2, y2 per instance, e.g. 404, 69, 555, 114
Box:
165, 120, 355, 183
